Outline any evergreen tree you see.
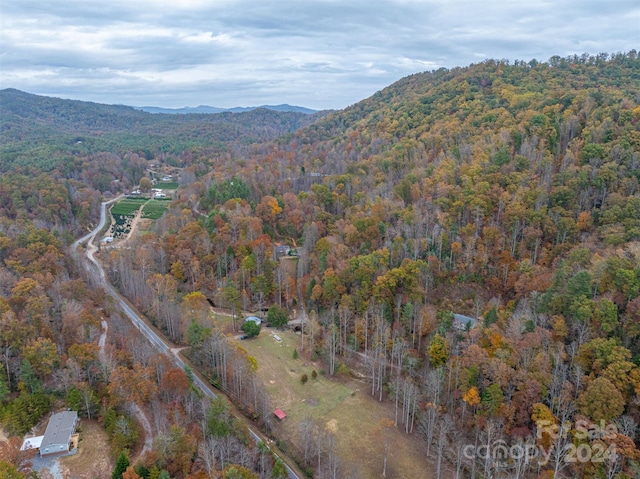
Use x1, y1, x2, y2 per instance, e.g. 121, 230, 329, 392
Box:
267, 305, 289, 328
272, 458, 288, 479
0, 373, 9, 402
484, 306, 498, 327
241, 320, 261, 338
112, 451, 130, 479
19, 359, 41, 393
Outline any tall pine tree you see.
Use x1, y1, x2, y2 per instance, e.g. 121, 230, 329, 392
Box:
112, 451, 130, 479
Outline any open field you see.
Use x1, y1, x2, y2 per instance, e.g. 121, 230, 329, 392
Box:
110, 197, 147, 216
235, 328, 434, 479
107, 196, 169, 239
155, 181, 179, 189
141, 199, 169, 219
60, 420, 114, 479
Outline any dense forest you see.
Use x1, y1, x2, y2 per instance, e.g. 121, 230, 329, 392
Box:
1, 51, 640, 479
0, 88, 325, 172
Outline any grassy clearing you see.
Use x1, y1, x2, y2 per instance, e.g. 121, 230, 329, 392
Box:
111, 198, 147, 216
244, 330, 353, 418
155, 181, 179, 189
60, 420, 114, 479
236, 329, 433, 479
141, 200, 169, 219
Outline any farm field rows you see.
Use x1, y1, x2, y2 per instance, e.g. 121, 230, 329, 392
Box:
142, 199, 170, 219
110, 197, 147, 216
108, 197, 169, 238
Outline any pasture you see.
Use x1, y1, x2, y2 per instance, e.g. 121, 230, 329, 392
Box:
235, 328, 433, 479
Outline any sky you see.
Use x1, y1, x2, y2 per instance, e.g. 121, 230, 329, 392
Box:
1, 0, 638, 111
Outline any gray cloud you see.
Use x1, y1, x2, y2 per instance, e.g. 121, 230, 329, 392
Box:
1, 0, 638, 110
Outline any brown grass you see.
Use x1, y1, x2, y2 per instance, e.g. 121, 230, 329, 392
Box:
236, 329, 434, 479
60, 420, 114, 479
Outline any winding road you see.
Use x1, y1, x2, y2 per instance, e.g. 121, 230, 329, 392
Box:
74, 198, 301, 479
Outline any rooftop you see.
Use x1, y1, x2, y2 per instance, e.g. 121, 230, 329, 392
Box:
40, 411, 78, 454
21, 435, 44, 451
453, 314, 478, 329
244, 316, 262, 325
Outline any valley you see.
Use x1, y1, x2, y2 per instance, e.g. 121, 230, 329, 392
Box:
1, 52, 639, 479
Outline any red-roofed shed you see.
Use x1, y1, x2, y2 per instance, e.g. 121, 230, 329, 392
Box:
273, 409, 286, 420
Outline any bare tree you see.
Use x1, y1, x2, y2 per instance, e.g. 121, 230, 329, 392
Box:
420, 406, 439, 457
325, 322, 339, 376
615, 415, 638, 440
481, 418, 503, 479
299, 415, 315, 466
436, 414, 453, 479
420, 368, 444, 456
370, 308, 389, 400
324, 431, 341, 479
375, 418, 395, 478
337, 302, 353, 355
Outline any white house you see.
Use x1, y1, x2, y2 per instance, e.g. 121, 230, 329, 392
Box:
39, 411, 78, 456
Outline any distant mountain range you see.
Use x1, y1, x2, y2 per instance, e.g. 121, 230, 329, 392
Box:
0, 88, 326, 171
135, 104, 317, 115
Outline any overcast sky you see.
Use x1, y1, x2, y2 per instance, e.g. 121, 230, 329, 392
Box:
1, 0, 638, 110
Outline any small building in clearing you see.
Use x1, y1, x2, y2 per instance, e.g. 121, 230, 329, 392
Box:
39, 411, 78, 456
274, 409, 287, 420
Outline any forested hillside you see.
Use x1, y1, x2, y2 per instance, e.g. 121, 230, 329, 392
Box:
0, 88, 324, 172
113, 52, 639, 478
0, 90, 326, 479
1, 51, 639, 479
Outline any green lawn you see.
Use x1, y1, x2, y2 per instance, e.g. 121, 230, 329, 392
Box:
111, 198, 147, 216
155, 181, 179, 189
141, 200, 169, 219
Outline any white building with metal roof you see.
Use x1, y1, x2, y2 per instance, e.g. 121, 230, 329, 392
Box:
39, 411, 78, 456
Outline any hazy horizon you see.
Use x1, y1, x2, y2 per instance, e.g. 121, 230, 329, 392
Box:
1, 0, 638, 110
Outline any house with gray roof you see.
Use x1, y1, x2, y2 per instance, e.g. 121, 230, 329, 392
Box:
39, 411, 78, 456
274, 245, 291, 260
453, 314, 478, 331
244, 315, 263, 326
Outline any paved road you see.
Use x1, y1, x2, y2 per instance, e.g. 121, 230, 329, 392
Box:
72, 195, 122, 250
74, 198, 301, 479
